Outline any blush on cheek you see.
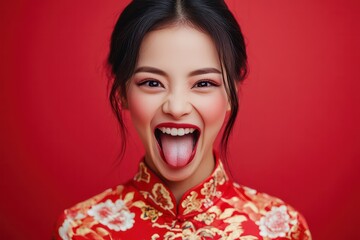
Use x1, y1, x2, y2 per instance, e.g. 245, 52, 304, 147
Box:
126, 90, 150, 125
198, 95, 228, 125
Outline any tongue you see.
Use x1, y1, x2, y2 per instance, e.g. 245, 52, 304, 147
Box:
160, 133, 193, 167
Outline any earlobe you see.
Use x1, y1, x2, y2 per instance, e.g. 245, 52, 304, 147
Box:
227, 101, 231, 111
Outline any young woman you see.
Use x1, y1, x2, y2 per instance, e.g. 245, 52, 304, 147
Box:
55, 1, 311, 239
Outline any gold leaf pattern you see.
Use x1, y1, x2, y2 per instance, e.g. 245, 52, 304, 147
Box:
182, 191, 202, 215
134, 162, 150, 183
140, 205, 163, 222
151, 183, 174, 210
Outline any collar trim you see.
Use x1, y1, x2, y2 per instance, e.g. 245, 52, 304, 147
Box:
132, 154, 230, 217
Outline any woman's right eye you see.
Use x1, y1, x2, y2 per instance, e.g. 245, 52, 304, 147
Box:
138, 80, 163, 88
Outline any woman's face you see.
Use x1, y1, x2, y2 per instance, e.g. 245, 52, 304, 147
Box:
126, 25, 229, 182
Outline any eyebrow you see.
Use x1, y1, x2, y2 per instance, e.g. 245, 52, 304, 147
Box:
134, 66, 222, 77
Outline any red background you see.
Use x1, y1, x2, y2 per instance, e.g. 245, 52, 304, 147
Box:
1, 0, 359, 239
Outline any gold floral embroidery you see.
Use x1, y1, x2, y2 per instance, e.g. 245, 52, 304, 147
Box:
214, 165, 226, 185
141, 205, 163, 223
151, 183, 174, 210
70, 188, 114, 215
164, 221, 216, 240
222, 196, 261, 222
134, 162, 150, 183
151, 233, 160, 240
182, 191, 202, 215
58, 159, 311, 240
304, 230, 312, 240
200, 180, 216, 198
194, 212, 216, 225
221, 215, 247, 239
182, 221, 216, 239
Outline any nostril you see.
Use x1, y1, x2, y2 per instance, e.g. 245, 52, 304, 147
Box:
162, 96, 192, 118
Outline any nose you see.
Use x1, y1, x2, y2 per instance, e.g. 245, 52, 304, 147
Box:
162, 91, 192, 119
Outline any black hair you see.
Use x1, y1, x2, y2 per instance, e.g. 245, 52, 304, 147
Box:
108, 0, 247, 159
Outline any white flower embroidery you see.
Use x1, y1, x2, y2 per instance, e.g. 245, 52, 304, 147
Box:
58, 212, 85, 240
256, 205, 292, 238
202, 198, 214, 208
88, 199, 135, 231
58, 218, 72, 240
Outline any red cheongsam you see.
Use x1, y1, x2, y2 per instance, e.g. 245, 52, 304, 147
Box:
54, 157, 312, 239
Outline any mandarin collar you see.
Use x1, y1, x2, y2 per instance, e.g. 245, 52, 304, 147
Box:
131, 154, 230, 218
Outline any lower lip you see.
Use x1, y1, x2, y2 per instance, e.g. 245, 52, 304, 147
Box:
156, 134, 199, 169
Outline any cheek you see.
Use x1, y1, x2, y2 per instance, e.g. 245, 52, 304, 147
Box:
128, 97, 148, 124
195, 92, 228, 128
126, 89, 155, 130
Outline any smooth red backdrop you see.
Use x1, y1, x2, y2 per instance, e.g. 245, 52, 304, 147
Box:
1, 0, 359, 239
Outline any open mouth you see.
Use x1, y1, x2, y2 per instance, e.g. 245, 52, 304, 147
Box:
154, 126, 200, 168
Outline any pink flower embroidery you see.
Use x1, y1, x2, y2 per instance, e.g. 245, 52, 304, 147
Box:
257, 205, 293, 238
88, 199, 135, 231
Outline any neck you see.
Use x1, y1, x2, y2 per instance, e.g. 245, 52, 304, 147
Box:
165, 153, 215, 203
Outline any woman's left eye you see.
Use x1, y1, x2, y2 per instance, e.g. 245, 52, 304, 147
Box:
193, 80, 218, 88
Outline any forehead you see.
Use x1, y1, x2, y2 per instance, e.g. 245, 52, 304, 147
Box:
136, 25, 221, 72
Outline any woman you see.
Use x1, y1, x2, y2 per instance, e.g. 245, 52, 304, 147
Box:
55, 1, 311, 239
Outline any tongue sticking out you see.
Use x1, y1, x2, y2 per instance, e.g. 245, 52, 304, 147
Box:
160, 133, 194, 168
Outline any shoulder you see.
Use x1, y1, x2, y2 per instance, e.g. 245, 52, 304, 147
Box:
54, 182, 136, 240
224, 182, 312, 239
231, 182, 288, 208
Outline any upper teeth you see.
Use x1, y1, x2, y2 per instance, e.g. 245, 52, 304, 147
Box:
159, 127, 195, 136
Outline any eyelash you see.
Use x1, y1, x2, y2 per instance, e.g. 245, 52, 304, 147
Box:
137, 79, 164, 88
192, 80, 220, 88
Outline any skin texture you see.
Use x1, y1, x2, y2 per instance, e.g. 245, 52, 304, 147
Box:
126, 25, 230, 202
